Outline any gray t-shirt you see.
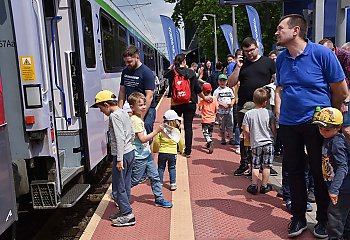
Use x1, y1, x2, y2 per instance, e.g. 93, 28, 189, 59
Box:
242, 108, 275, 148
109, 108, 135, 161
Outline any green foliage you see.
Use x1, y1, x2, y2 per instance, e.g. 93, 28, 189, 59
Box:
164, 0, 282, 62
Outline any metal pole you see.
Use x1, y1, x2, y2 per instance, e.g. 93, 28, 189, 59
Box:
214, 15, 218, 63
232, 5, 238, 53
335, 0, 347, 46
312, 0, 324, 43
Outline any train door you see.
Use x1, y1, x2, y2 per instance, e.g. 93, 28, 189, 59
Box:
52, 0, 107, 172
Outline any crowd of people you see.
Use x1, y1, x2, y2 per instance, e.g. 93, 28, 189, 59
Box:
91, 13, 350, 240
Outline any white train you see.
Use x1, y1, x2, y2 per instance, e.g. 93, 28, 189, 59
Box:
0, 0, 169, 235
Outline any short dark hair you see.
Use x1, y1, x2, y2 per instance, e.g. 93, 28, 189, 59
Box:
234, 49, 242, 58
123, 45, 139, 58
128, 92, 146, 106
174, 54, 186, 68
227, 54, 234, 59
268, 50, 279, 57
319, 38, 333, 46
279, 14, 308, 40
253, 88, 269, 105
241, 37, 257, 49
215, 61, 223, 70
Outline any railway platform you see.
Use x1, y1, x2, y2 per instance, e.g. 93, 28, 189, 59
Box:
80, 95, 318, 240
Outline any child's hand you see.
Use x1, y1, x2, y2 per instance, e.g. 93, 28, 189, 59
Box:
155, 124, 164, 133
329, 193, 338, 205
116, 161, 124, 172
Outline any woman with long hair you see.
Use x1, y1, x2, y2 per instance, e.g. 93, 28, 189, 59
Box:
164, 54, 212, 157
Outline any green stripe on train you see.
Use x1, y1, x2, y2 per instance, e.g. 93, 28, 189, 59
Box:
95, 0, 154, 47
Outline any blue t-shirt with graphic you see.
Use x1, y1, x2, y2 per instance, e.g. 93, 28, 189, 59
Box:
276, 40, 345, 125
121, 64, 156, 108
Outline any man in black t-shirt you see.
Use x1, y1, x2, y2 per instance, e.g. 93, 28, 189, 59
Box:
118, 45, 156, 134
228, 37, 276, 176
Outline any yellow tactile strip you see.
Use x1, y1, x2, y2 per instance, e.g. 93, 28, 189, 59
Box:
79, 185, 112, 240
170, 154, 195, 240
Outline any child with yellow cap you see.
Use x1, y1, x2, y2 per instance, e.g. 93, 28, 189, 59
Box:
91, 90, 136, 227
313, 107, 350, 239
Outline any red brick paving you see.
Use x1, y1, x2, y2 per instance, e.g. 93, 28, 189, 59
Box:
91, 96, 172, 240
188, 117, 315, 239
90, 96, 316, 239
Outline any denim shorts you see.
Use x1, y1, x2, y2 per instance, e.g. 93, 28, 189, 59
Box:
343, 109, 350, 126
252, 143, 274, 169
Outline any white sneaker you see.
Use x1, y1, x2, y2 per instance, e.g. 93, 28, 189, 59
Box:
233, 147, 240, 155
170, 183, 177, 191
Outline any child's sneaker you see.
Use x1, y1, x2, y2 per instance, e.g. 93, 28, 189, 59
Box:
229, 138, 235, 145
155, 198, 173, 208
247, 184, 258, 194
260, 184, 273, 194
109, 212, 122, 221
206, 142, 210, 149
233, 147, 241, 155
111, 213, 136, 227
170, 183, 177, 191
221, 138, 227, 145
208, 141, 214, 154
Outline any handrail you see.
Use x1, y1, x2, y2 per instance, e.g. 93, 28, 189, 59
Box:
51, 16, 71, 126
32, 0, 50, 94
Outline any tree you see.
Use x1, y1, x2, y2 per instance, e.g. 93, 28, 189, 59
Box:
164, 0, 282, 63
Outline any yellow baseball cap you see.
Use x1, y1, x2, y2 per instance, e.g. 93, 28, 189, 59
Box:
91, 90, 117, 108
313, 107, 343, 128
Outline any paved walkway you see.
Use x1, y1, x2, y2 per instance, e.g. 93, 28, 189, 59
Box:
80, 96, 318, 240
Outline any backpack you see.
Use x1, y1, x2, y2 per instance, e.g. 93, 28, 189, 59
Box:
171, 69, 191, 104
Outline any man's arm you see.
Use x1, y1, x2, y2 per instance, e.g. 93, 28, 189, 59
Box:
271, 73, 276, 84
228, 56, 243, 87
275, 86, 282, 121
118, 85, 126, 108
330, 80, 348, 109
144, 89, 154, 113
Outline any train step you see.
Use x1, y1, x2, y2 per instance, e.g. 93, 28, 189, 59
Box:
61, 166, 84, 187
31, 180, 59, 209
58, 184, 90, 208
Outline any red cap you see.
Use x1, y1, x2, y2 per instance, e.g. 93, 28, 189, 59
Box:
202, 83, 212, 93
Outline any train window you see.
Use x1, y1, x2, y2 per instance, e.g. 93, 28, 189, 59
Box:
80, 0, 96, 68
100, 11, 126, 72
118, 25, 126, 40
129, 35, 135, 46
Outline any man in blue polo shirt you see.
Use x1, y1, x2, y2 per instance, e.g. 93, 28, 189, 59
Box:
275, 14, 348, 238
118, 45, 156, 134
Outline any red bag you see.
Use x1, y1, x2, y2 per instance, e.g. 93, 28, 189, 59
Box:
172, 70, 191, 104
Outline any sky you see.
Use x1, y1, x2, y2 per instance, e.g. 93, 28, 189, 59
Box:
112, 0, 185, 55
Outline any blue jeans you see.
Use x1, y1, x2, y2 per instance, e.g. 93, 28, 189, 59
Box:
144, 108, 156, 134
131, 154, 163, 201
111, 150, 135, 215
158, 153, 177, 184
234, 127, 240, 145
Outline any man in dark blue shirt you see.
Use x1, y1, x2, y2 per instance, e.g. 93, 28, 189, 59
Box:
275, 14, 348, 238
118, 45, 156, 134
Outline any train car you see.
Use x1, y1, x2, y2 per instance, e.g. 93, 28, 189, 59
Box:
0, 0, 167, 233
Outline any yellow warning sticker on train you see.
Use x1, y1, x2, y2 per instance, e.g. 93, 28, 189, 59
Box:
20, 56, 36, 81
